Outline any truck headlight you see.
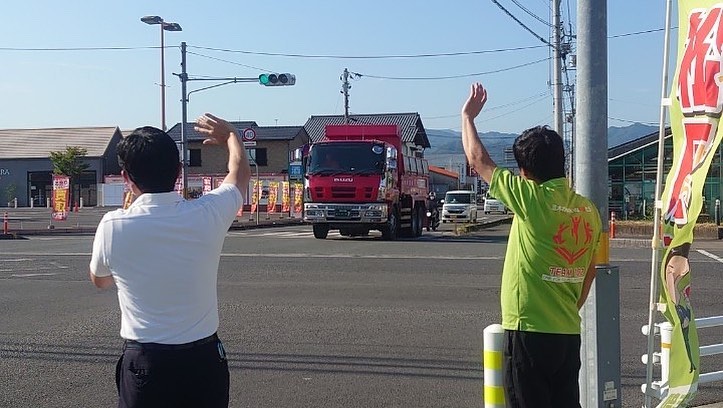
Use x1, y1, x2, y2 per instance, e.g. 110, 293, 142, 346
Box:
365, 204, 387, 218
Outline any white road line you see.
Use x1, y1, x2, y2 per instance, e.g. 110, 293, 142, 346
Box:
10, 273, 58, 278
0, 259, 34, 262
219, 253, 503, 260
697, 249, 723, 263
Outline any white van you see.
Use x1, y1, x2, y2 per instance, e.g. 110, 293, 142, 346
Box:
441, 190, 477, 223
483, 193, 508, 214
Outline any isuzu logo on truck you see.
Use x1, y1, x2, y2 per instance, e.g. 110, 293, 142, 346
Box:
333, 177, 354, 183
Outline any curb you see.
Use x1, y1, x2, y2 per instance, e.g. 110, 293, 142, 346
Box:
457, 217, 513, 234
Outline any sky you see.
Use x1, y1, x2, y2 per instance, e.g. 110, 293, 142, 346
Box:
0, 1, 673, 134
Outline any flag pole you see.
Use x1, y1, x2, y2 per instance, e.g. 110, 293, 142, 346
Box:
645, 0, 674, 405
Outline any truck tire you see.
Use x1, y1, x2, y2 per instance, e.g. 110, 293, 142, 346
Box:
381, 209, 399, 241
313, 224, 329, 239
413, 207, 423, 237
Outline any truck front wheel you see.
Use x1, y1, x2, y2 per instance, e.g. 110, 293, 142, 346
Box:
381, 210, 399, 241
313, 224, 329, 239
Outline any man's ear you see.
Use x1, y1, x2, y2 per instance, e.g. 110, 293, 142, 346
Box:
121, 170, 141, 196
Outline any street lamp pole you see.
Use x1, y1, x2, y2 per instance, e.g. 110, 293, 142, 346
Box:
141, 15, 181, 132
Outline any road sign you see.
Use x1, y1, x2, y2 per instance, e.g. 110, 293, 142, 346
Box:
242, 128, 256, 142
243, 141, 257, 147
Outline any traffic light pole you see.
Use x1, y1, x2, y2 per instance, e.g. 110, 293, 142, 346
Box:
175, 41, 287, 199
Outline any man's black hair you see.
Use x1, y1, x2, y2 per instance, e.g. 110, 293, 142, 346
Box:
117, 126, 180, 193
513, 126, 566, 182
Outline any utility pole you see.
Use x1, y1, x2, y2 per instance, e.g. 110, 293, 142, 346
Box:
341, 68, 351, 124
576, 0, 621, 407
180, 41, 189, 198
553, 0, 564, 138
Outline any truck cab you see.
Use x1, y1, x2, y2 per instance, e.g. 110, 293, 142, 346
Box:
303, 124, 429, 240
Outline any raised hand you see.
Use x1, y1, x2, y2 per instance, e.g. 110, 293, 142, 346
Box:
194, 113, 237, 145
461, 83, 488, 120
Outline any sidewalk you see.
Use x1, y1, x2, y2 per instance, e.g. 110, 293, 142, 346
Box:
0, 207, 304, 238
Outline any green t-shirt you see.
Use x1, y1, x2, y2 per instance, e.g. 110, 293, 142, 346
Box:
490, 168, 601, 334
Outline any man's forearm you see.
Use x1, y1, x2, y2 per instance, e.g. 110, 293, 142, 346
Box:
461, 115, 496, 183
224, 130, 252, 192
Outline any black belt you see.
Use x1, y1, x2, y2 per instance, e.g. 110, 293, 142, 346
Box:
124, 332, 219, 351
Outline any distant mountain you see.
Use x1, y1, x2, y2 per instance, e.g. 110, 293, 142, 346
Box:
424, 123, 658, 169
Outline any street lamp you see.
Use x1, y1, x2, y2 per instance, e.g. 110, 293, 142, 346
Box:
141, 15, 182, 132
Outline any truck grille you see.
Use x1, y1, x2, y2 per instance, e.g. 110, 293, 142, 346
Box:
331, 186, 356, 199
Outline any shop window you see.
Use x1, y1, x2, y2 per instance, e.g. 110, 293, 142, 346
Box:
250, 148, 267, 166
189, 149, 202, 167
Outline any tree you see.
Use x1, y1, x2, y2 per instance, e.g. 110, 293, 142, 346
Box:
49, 146, 90, 207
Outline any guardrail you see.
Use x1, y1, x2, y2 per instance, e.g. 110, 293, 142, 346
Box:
641, 315, 723, 400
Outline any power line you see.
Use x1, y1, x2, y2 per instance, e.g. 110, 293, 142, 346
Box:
351, 57, 550, 80
608, 116, 658, 125
509, 0, 552, 27
425, 91, 549, 119
185, 51, 274, 72
609, 27, 677, 38
490, 0, 553, 46
0, 45, 168, 51
483, 94, 550, 121
188, 44, 547, 59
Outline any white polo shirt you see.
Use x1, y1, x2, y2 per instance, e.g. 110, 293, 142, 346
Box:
90, 183, 241, 344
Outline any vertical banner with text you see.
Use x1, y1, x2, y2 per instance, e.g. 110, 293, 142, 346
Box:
267, 182, 279, 214
51, 175, 70, 221
202, 177, 213, 195
251, 179, 260, 214
656, 2, 723, 406
281, 181, 290, 213
293, 182, 303, 217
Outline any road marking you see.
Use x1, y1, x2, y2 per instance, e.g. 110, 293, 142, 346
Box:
10, 273, 58, 278
0, 258, 34, 262
697, 249, 723, 264
219, 253, 503, 260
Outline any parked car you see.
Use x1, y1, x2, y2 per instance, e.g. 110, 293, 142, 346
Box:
441, 190, 477, 223
483, 194, 508, 214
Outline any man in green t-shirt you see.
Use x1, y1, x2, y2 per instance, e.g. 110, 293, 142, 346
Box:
461, 83, 601, 408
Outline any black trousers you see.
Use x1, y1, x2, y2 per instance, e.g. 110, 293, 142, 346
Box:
503, 330, 581, 408
116, 333, 230, 408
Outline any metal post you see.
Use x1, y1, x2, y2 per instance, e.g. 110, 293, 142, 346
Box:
160, 23, 166, 131
576, 0, 620, 406
715, 199, 720, 225
645, 1, 674, 406
180, 41, 189, 198
553, 0, 564, 137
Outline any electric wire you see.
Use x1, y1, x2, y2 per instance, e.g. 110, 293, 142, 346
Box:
0, 45, 168, 51
351, 57, 550, 80
509, 0, 552, 27
425, 91, 549, 119
185, 51, 274, 72
490, 0, 553, 46
188, 44, 547, 59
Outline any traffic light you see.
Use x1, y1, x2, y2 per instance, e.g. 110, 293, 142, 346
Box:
258, 73, 296, 86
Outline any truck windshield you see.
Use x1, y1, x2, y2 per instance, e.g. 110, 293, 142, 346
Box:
445, 193, 472, 204
308, 142, 385, 175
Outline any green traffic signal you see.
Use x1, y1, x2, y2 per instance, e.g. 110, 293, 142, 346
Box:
259, 73, 295, 86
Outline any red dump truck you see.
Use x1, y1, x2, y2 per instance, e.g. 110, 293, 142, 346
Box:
303, 124, 430, 240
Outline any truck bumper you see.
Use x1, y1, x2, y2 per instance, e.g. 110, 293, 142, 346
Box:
304, 202, 388, 225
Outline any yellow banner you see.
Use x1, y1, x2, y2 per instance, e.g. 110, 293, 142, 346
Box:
281, 181, 290, 213
657, 1, 723, 405
293, 182, 303, 215
251, 180, 260, 213
51, 175, 70, 221
267, 182, 278, 214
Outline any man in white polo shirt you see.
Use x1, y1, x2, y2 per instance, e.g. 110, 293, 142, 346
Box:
89, 113, 251, 408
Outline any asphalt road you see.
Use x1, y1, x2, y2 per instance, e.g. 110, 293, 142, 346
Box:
1, 221, 721, 408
